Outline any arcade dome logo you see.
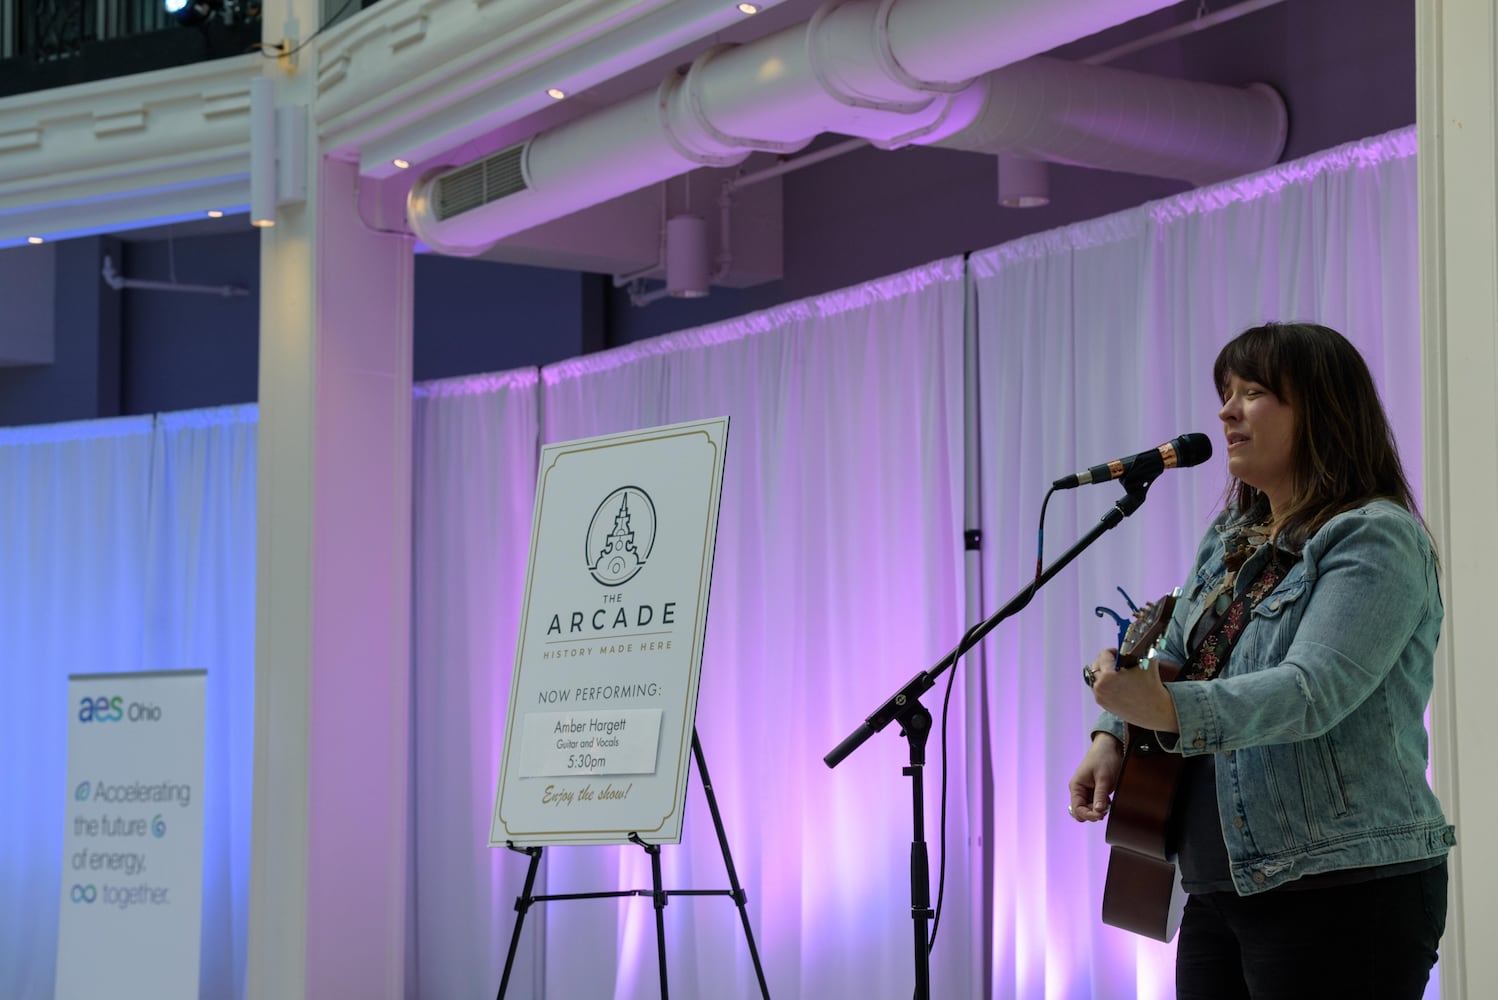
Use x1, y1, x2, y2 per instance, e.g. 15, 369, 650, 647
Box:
586, 486, 657, 586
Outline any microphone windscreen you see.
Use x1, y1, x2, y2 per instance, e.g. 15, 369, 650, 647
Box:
1174, 432, 1214, 467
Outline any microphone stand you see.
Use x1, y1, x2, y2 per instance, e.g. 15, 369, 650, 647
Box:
823, 477, 1157, 1000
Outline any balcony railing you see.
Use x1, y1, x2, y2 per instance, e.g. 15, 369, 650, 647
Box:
1, 0, 261, 96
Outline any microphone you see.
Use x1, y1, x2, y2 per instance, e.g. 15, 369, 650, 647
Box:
1052, 433, 1213, 490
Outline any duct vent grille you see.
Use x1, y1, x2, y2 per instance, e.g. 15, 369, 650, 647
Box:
435, 144, 527, 220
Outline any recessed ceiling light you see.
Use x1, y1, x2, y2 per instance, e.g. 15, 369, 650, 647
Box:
27, 236, 44, 244
546, 87, 567, 100
393, 158, 411, 170
207, 210, 224, 218
251, 218, 275, 229
737, 2, 759, 13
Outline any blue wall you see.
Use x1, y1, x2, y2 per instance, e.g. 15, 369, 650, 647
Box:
119, 232, 260, 415
412, 255, 606, 381
0, 237, 122, 426
0, 235, 615, 425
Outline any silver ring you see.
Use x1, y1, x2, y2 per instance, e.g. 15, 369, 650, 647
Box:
1083, 664, 1096, 688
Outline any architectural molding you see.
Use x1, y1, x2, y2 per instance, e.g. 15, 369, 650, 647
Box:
0, 55, 260, 245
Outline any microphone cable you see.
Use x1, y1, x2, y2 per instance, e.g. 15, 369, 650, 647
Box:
926, 483, 1054, 979
926, 656, 960, 961
1035, 485, 1056, 582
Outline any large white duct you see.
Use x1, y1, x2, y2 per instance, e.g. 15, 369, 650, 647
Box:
929, 56, 1286, 186
408, 0, 1285, 255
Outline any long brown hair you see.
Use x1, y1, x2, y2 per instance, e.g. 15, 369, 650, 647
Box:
1213, 322, 1423, 549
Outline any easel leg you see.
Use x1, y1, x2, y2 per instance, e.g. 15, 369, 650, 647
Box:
631, 833, 670, 1000
692, 730, 772, 999
496, 844, 543, 1000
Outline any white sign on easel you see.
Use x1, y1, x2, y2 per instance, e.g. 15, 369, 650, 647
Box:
55, 670, 207, 1000
491, 416, 729, 846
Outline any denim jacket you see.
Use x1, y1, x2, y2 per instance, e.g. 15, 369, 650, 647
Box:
1100, 499, 1456, 895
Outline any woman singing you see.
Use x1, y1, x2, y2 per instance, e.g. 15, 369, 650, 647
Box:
1069, 322, 1455, 999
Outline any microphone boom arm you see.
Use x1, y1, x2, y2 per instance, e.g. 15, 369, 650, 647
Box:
824, 480, 1154, 768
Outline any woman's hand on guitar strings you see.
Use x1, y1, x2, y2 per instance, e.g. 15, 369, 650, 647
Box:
1086, 648, 1181, 734
1068, 732, 1122, 822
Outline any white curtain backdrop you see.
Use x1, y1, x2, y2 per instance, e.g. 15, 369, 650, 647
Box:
144, 406, 259, 1000
531, 259, 976, 999
0, 405, 258, 1000
0, 416, 153, 1000
971, 126, 1424, 1000
409, 369, 543, 999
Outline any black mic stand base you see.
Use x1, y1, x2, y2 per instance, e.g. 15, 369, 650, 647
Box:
898, 700, 934, 1000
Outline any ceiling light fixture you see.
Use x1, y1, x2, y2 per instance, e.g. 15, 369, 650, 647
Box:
207, 210, 224, 218
737, 2, 759, 13
546, 88, 567, 100
165, 0, 224, 26
27, 236, 44, 244
393, 158, 411, 170
666, 215, 710, 298
250, 77, 276, 227
997, 153, 1050, 209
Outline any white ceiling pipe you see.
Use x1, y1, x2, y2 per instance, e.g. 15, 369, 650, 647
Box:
677, 3, 989, 150
409, 2, 982, 254
926, 56, 1287, 186
409, 77, 754, 256
884, 0, 1179, 86
408, 0, 1252, 253
660, 33, 982, 160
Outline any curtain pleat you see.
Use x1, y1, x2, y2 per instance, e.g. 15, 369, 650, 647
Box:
409, 370, 544, 999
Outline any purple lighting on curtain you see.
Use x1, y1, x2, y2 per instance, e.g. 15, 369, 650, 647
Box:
528, 258, 974, 999
404, 125, 1423, 1000
1150, 126, 1417, 219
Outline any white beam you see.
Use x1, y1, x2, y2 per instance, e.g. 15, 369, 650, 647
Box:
1417, 1, 1498, 998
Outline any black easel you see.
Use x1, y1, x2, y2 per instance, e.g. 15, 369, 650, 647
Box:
495, 729, 772, 1000
824, 480, 1157, 1000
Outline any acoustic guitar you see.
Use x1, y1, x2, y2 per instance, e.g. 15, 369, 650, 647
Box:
1099, 593, 1187, 943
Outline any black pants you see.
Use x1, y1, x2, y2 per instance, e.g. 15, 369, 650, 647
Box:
1175, 861, 1448, 1000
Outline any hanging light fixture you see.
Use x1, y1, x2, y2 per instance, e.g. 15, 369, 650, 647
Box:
665, 215, 710, 298
248, 77, 307, 228
997, 153, 1050, 208
250, 77, 276, 227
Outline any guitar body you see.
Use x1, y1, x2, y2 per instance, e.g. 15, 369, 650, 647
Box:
1101, 845, 1186, 943
1096, 595, 1189, 942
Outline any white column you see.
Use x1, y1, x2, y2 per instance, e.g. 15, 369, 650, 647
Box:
247, 68, 416, 1000
1417, 3, 1498, 999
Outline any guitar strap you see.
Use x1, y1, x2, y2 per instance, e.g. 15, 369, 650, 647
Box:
1181, 548, 1299, 682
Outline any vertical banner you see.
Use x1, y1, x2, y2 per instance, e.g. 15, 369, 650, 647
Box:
492, 416, 728, 846
55, 671, 207, 1000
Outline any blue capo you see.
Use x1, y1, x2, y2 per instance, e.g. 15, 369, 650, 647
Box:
1093, 586, 1141, 651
